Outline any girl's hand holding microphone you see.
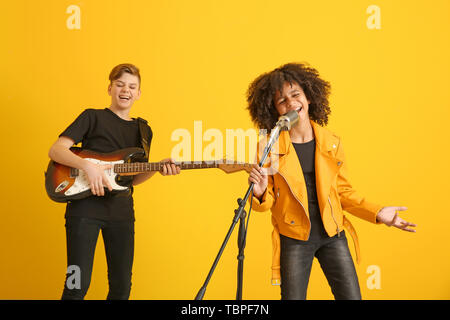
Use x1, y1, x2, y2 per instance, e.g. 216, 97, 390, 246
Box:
248, 164, 268, 198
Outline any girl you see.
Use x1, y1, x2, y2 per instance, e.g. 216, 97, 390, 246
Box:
247, 62, 416, 300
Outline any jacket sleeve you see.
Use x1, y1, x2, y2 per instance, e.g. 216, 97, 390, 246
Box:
336, 140, 383, 224
250, 173, 275, 212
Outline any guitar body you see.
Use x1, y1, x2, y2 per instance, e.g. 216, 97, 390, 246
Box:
45, 147, 146, 203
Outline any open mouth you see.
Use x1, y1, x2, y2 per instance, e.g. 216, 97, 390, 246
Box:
119, 95, 131, 101
295, 106, 303, 113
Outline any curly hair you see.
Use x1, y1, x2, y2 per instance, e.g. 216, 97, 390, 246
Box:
246, 62, 331, 130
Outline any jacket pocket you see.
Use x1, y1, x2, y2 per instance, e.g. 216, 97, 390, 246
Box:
283, 210, 302, 226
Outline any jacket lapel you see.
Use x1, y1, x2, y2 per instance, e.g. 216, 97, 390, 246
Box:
268, 121, 345, 215
312, 121, 344, 214
270, 130, 308, 208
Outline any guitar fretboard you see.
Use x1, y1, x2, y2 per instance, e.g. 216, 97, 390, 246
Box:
114, 161, 221, 174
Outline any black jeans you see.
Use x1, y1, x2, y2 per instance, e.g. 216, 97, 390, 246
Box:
280, 231, 361, 300
61, 217, 135, 300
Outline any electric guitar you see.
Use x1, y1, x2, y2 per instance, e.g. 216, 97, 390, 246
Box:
45, 147, 253, 203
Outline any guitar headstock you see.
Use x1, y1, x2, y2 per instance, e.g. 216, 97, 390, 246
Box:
217, 160, 253, 174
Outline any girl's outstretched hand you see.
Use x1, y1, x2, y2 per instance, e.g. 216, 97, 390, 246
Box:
376, 206, 417, 232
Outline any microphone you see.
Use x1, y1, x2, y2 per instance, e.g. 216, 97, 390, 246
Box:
265, 110, 299, 149
276, 109, 299, 131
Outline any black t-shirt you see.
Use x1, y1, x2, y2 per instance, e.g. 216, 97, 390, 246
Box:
292, 139, 329, 241
59, 108, 145, 221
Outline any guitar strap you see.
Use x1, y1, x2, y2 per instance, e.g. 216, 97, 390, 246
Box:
115, 117, 153, 192
137, 117, 153, 161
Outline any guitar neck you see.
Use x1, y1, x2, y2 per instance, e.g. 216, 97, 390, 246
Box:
115, 161, 220, 174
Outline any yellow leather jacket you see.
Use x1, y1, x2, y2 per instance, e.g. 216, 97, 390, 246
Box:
251, 120, 383, 285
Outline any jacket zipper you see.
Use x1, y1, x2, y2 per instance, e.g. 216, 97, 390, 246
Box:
328, 196, 341, 237
277, 171, 311, 240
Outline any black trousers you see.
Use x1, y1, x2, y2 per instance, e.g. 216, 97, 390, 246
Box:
61, 217, 135, 300
280, 231, 361, 300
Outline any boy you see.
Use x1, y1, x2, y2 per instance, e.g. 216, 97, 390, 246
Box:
48, 63, 180, 299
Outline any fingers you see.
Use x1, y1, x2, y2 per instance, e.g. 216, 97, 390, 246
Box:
379, 206, 417, 232
90, 176, 105, 196
252, 164, 266, 174
160, 158, 180, 176
400, 221, 417, 228
102, 176, 113, 192
88, 164, 113, 196
249, 170, 262, 183
390, 213, 417, 232
102, 164, 113, 191
165, 162, 173, 175
397, 219, 417, 232
389, 212, 399, 226
251, 165, 266, 177
248, 166, 263, 183
386, 206, 416, 232
90, 182, 97, 196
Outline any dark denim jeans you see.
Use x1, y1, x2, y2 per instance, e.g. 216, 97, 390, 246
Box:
280, 231, 361, 300
61, 217, 135, 300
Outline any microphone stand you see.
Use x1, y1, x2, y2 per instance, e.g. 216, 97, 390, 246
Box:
195, 125, 283, 300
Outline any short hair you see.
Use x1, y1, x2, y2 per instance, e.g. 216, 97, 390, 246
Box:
109, 63, 141, 87
246, 62, 331, 130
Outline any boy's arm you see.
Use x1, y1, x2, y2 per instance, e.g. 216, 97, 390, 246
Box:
48, 136, 88, 170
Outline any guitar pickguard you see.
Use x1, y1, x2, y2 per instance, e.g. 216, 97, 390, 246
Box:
64, 158, 128, 196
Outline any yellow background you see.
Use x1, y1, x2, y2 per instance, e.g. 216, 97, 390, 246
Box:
1, 0, 449, 299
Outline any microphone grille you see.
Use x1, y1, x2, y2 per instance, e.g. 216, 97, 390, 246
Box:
278, 110, 299, 130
